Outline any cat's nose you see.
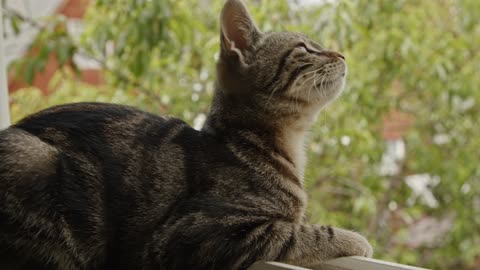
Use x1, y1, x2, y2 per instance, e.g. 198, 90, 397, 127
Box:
320, 51, 345, 61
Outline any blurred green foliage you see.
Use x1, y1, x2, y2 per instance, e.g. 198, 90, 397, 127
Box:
5, 0, 480, 269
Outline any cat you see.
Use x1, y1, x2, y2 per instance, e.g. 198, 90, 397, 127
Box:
0, 0, 372, 269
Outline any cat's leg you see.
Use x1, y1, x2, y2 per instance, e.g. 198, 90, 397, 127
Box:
257, 221, 373, 268
147, 218, 372, 270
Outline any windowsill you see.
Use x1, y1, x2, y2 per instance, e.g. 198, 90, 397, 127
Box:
249, 257, 429, 270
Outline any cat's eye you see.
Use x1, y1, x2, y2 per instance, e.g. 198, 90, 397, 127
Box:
296, 43, 309, 53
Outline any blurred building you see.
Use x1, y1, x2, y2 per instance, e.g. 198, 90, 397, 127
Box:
5, 0, 103, 94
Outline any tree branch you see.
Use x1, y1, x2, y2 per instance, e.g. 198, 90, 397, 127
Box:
1, 6, 162, 102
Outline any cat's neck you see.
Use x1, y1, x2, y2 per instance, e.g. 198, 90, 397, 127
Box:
277, 108, 321, 178
275, 121, 310, 181
204, 97, 318, 183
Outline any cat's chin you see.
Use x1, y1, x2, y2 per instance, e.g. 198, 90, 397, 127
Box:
315, 77, 345, 105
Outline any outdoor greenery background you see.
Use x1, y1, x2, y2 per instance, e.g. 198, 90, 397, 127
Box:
3, 0, 480, 269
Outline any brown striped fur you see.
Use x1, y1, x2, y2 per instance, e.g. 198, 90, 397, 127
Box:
0, 1, 372, 269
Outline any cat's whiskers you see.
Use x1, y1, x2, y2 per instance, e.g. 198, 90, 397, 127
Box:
291, 79, 300, 113
310, 73, 323, 102
266, 64, 316, 110
297, 74, 316, 91
283, 71, 317, 114
266, 86, 280, 109
294, 67, 320, 89
295, 71, 320, 111
319, 75, 327, 99
294, 79, 304, 112
301, 67, 323, 77
308, 74, 319, 102
294, 68, 321, 96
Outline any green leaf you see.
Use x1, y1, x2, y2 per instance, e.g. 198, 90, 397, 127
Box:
24, 62, 36, 85
11, 15, 21, 35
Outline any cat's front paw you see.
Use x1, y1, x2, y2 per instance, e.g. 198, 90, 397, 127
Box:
332, 228, 373, 258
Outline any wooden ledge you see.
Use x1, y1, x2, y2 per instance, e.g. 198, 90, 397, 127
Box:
249, 257, 430, 270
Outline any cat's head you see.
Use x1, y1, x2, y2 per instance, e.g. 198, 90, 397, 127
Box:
214, 0, 346, 128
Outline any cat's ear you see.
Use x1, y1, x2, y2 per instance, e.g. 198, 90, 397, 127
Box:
220, 0, 261, 60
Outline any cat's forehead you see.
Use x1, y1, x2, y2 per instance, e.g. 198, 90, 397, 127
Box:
257, 32, 313, 49
255, 32, 315, 52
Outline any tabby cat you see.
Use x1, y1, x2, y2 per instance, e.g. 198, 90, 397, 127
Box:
0, 0, 372, 269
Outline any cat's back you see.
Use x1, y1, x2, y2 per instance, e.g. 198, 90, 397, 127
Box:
6, 102, 192, 162
14, 102, 187, 143
4, 101, 194, 222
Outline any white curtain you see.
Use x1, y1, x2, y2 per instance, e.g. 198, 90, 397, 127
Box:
0, 0, 11, 129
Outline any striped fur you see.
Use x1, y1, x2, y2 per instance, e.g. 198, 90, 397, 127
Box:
0, 0, 372, 269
